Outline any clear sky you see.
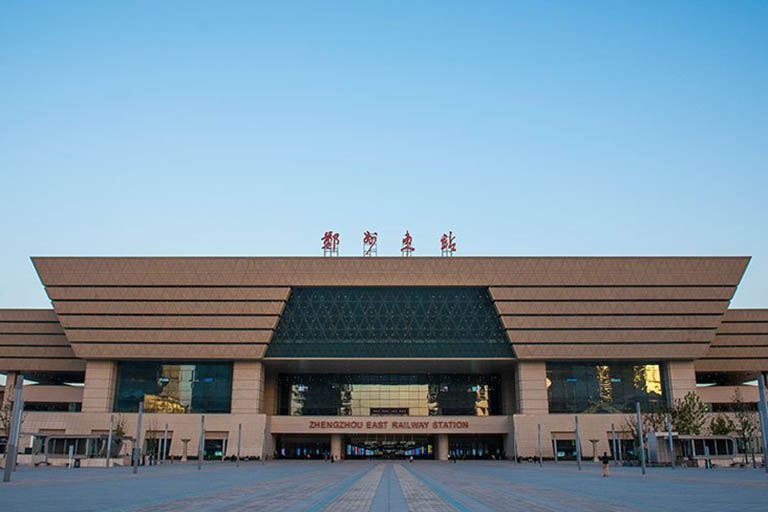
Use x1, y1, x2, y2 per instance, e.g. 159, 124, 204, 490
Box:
1, 1, 767, 310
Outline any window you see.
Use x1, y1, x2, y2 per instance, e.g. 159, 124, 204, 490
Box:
278, 374, 502, 416
24, 402, 82, 412
547, 362, 666, 413
266, 287, 514, 358
114, 362, 232, 413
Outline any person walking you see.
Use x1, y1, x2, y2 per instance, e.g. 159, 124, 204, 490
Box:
600, 452, 611, 477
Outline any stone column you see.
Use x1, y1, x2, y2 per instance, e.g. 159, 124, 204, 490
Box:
665, 361, 697, 403
516, 362, 548, 415
231, 361, 264, 414
81, 361, 118, 413
330, 434, 343, 460
501, 369, 517, 415
436, 434, 449, 461
590, 440, 600, 462
181, 439, 190, 462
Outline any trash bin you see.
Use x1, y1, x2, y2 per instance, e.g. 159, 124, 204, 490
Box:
74, 459, 81, 468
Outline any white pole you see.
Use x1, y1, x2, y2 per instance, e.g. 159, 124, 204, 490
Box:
106, 415, 114, 468
636, 402, 646, 475
163, 424, 169, 464
133, 402, 143, 475
757, 374, 768, 475
12, 399, 23, 472
553, 438, 558, 463
666, 414, 675, 468
198, 416, 205, 470
575, 416, 582, 471
537, 423, 542, 466
237, 423, 242, 467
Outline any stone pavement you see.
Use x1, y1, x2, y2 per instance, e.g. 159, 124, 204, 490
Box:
1, 460, 767, 512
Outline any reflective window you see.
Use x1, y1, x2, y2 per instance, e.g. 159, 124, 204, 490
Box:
278, 374, 501, 416
114, 362, 232, 413
266, 287, 514, 358
24, 402, 81, 412
546, 362, 665, 413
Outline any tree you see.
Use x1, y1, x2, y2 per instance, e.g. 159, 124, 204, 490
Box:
731, 388, 759, 465
709, 414, 735, 436
0, 401, 26, 438
670, 392, 708, 435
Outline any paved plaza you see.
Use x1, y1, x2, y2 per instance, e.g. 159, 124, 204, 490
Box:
1, 461, 767, 512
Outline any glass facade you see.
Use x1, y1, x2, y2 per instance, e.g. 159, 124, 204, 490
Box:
114, 362, 233, 413
278, 374, 502, 416
266, 287, 514, 358
546, 362, 666, 413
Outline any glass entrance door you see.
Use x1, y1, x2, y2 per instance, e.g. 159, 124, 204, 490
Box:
345, 435, 434, 459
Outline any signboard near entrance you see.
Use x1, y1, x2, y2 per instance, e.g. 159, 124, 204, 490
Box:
370, 407, 408, 415
270, 415, 510, 435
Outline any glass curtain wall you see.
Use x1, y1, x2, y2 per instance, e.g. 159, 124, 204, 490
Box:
547, 362, 665, 413
278, 374, 502, 416
114, 362, 233, 413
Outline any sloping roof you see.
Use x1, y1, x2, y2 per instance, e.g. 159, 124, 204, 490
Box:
29, 256, 749, 361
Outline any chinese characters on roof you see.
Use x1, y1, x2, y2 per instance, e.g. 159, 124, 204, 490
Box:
321, 231, 340, 257
321, 230, 457, 256
363, 231, 378, 257
401, 230, 415, 257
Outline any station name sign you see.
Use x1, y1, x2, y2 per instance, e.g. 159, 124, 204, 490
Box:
308, 420, 470, 430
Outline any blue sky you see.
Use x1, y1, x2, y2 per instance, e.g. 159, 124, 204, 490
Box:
1, 1, 767, 309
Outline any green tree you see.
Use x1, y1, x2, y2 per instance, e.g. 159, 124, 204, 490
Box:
731, 388, 759, 465
670, 392, 709, 435
709, 414, 735, 436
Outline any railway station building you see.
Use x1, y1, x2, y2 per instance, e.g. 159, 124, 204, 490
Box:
1, 256, 767, 463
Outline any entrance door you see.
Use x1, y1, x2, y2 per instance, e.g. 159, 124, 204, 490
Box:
345, 435, 434, 459
275, 435, 330, 459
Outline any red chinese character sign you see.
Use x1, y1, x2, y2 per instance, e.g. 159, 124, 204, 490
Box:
322, 230, 340, 257
440, 231, 456, 256
363, 231, 378, 256
401, 230, 415, 257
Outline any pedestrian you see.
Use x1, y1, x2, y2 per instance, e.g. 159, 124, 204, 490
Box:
600, 452, 611, 477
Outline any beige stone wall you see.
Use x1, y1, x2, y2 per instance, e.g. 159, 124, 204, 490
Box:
231, 361, 264, 414
20, 412, 269, 458
666, 360, 698, 402
23, 384, 83, 403
514, 413, 634, 459
516, 362, 547, 414
262, 368, 278, 415
81, 361, 117, 412
697, 384, 759, 404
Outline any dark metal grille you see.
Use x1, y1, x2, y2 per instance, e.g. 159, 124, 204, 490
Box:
266, 287, 514, 357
